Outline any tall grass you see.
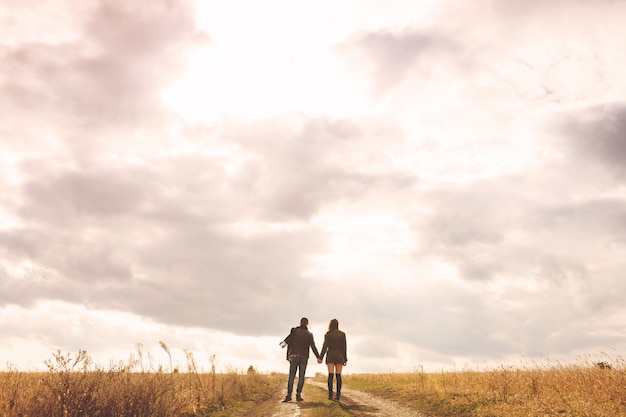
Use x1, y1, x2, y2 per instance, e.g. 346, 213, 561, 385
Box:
324, 356, 626, 417
0, 348, 280, 417
7, 349, 624, 416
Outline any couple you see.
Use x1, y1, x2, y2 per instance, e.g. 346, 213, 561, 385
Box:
281, 317, 347, 402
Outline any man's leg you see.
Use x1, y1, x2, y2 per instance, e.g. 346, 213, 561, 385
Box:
295, 357, 308, 400
283, 359, 298, 402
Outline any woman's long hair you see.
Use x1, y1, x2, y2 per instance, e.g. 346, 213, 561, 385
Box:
328, 318, 339, 331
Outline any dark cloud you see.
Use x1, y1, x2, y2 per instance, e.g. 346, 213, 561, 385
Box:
1, 114, 416, 336
22, 168, 147, 220
414, 179, 518, 281
414, 165, 626, 286
0, 266, 50, 307
0, 228, 132, 286
557, 102, 626, 179
540, 197, 626, 238
222, 117, 416, 220
120, 223, 327, 334
1, 206, 327, 336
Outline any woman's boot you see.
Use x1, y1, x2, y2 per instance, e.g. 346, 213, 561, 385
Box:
335, 374, 342, 400
327, 373, 334, 400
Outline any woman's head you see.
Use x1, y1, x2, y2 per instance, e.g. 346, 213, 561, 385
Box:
329, 318, 339, 331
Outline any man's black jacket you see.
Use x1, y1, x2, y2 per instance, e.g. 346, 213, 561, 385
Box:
283, 325, 320, 360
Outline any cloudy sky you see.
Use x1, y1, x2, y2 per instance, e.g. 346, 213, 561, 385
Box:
2, 0, 626, 374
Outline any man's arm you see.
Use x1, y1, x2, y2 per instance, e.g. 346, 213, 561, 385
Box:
283, 328, 295, 360
309, 333, 320, 360
284, 327, 297, 345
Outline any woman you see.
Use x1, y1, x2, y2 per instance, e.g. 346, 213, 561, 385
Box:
319, 318, 347, 400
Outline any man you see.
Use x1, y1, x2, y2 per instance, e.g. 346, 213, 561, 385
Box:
281, 317, 320, 402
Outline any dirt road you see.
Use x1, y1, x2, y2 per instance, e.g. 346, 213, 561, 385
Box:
238, 382, 300, 417
240, 379, 424, 417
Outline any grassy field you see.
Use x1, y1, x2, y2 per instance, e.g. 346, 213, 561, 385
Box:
320, 357, 626, 417
3, 350, 625, 417
0, 349, 281, 417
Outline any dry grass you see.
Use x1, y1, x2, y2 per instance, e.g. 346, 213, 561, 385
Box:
317, 356, 626, 417
6, 349, 625, 417
0, 348, 281, 417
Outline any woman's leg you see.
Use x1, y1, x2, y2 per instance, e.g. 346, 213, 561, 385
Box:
326, 363, 335, 399
334, 364, 344, 400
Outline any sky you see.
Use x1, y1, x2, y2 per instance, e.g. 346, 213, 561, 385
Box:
2, 0, 626, 374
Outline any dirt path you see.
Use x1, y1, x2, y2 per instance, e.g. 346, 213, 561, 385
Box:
240, 379, 424, 417
308, 381, 424, 417
238, 380, 300, 417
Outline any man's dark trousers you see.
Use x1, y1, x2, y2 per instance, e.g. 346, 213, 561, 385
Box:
286, 356, 308, 398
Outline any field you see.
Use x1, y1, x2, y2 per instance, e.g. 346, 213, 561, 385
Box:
330, 356, 626, 417
0, 349, 281, 417
2, 350, 625, 417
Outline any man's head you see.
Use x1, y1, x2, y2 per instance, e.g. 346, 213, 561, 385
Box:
300, 317, 309, 326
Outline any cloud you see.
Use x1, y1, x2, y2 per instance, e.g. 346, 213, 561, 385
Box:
555, 102, 626, 179
340, 28, 460, 94
0, 0, 200, 154
414, 163, 626, 282
22, 166, 147, 220
338, 0, 626, 111
223, 117, 416, 220
2, 112, 417, 338
3, 0, 626, 373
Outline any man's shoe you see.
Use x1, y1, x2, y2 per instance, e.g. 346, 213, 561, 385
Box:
282, 396, 292, 403
328, 391, 333, 400
335, 393, 341, 401
296, 395, 304, 402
